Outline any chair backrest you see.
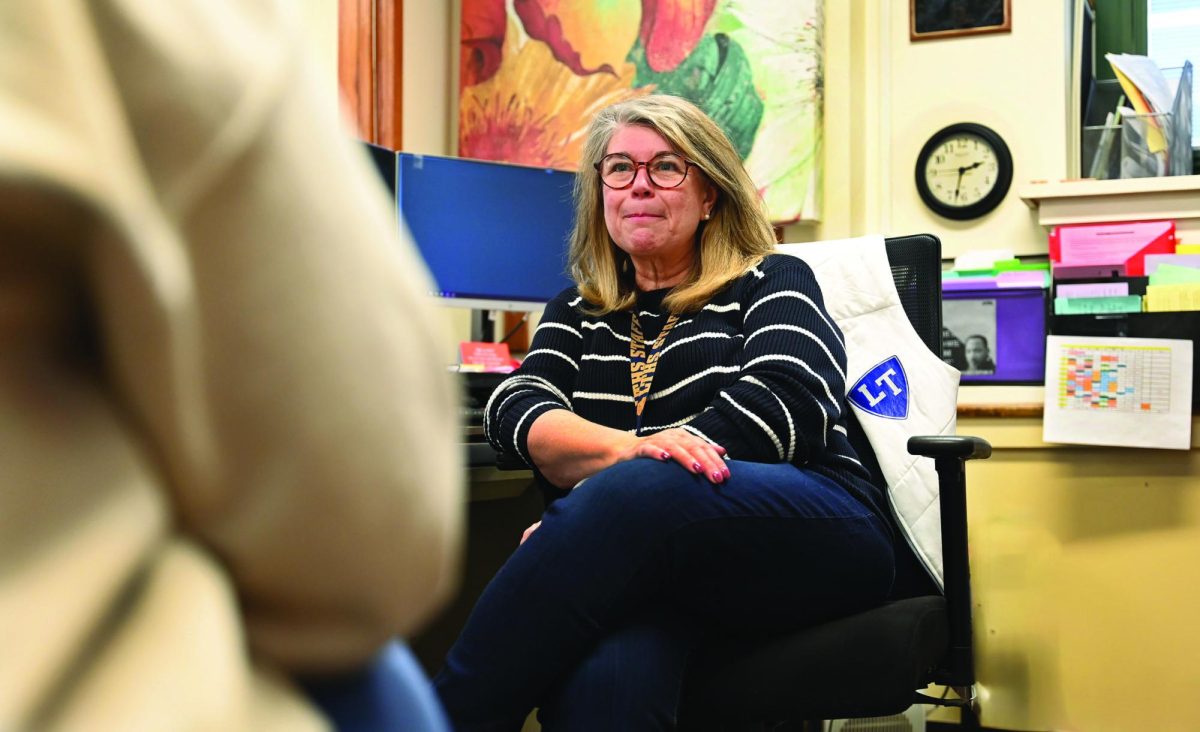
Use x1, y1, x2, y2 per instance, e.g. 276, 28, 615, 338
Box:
884, 234, 943, 356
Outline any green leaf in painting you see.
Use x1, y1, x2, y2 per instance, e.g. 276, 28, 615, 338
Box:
629, 33, 763, 159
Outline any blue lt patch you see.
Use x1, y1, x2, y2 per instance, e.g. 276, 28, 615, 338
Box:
848, 356, 909, 420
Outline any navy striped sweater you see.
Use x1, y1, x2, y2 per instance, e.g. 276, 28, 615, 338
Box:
484, 254, 887, 522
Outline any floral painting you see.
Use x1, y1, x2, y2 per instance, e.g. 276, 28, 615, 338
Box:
458, 0, 825, 223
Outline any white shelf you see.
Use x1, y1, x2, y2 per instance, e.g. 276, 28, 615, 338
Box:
1017, 175, 1200, 239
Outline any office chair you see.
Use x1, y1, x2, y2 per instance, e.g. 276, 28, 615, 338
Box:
676, 234, 991, 730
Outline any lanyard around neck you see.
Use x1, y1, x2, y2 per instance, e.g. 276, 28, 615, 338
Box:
630, 311, 680, 432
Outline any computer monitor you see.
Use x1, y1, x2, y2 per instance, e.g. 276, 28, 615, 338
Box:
365, 145, 577, 311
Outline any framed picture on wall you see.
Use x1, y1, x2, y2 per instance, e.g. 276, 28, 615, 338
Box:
910, 0, 1012, 41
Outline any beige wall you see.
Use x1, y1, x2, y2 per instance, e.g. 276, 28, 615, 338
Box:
403, 2, 453, 154
784, 0, 1068, 257
296, 0, 340, 110
883, 0, 1067, 258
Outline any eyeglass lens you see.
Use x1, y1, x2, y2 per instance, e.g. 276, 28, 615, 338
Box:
600, 153, 689, 188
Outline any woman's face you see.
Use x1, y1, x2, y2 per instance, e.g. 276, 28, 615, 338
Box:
601, 125, 717, 267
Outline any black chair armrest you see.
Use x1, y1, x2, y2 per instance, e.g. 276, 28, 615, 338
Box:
907, 435, 991, 461
907, 433, 991, 692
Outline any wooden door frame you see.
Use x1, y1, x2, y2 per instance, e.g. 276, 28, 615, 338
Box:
338, 0, 402, 148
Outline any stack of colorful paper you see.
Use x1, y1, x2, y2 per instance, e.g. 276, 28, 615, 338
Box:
1145, 262, 1200, 312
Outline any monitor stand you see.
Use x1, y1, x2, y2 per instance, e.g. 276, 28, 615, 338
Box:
471, 309, 499, 342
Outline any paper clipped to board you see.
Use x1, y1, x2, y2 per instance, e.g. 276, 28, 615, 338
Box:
1043, 336, 1193, 450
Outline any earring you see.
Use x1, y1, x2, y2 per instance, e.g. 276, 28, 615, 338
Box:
703, 212, 711, 220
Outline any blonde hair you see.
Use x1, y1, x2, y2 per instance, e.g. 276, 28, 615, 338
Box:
568, 95, 777, 314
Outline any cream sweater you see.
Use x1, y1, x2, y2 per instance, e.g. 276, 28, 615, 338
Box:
0, 1, 462, 729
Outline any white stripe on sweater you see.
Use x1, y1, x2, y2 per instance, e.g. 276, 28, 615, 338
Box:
573, 391, 635, 403
744, 324, 846, 381
568, 296, 582, 307
703, 302, 741, 313
659, 331, 738, 357
741, 375, 797, 459
486, 375, 573, 417
832, 452, 865, 470
582, 320, 631, 342
639, 411, 705, 432
484, 388, 538, 443
524, 348, 579, 370
581, 354, 630, 362
534, 321, 583, 338
743, 354, 841, 422
741, 356, 831, 441
744, 290, 844, 348
648, 365, 740, 401
720, 391, 785, 460
512, 401, 558, 462
495, 389, 537, 418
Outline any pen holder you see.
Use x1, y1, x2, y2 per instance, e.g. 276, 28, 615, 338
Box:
1120, 111, 1173, 178
1119, 63, 1194, 178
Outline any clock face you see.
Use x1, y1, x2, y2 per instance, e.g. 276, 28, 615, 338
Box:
914, 123, 1013, 221
922, 133, 1001, 208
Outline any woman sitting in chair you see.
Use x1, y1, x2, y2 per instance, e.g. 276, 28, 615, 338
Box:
434, 95, 899, 731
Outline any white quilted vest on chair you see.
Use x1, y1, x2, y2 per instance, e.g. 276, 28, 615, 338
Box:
778, 235, 960, 590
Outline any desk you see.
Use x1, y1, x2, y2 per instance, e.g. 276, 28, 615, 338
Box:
463, 437, 536, 500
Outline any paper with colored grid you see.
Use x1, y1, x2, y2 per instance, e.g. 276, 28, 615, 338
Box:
1043, 335, 1193, 450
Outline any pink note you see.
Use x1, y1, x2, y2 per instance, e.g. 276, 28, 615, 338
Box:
1049, 220, 1176, 276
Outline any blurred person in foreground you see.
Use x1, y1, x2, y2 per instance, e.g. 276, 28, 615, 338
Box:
0, 1, 461, 730
433, 95, 902, 731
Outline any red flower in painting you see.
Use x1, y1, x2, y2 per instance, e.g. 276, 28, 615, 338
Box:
505, 0, 716, 78
461, 0, 507, 91
513, 0, 617, 76
458, 19, 650, 168
639, 0, 718, 73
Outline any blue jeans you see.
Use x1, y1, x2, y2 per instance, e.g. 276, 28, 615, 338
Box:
433, 459, 895, 731
303, 640, 450, 732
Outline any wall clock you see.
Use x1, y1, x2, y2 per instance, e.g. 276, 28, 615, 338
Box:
914, 123, 1013, 221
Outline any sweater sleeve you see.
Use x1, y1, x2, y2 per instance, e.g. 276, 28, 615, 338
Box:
483, 291, 582, 465
684, 261, 848, 464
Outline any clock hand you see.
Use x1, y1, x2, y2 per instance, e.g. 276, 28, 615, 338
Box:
953, 169, 964, 202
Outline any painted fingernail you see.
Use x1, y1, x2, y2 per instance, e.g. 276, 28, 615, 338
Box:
722, 467, 731, 478
660, 451, 671, 460
712, 470, 723, 482
692, 462, 703, 473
